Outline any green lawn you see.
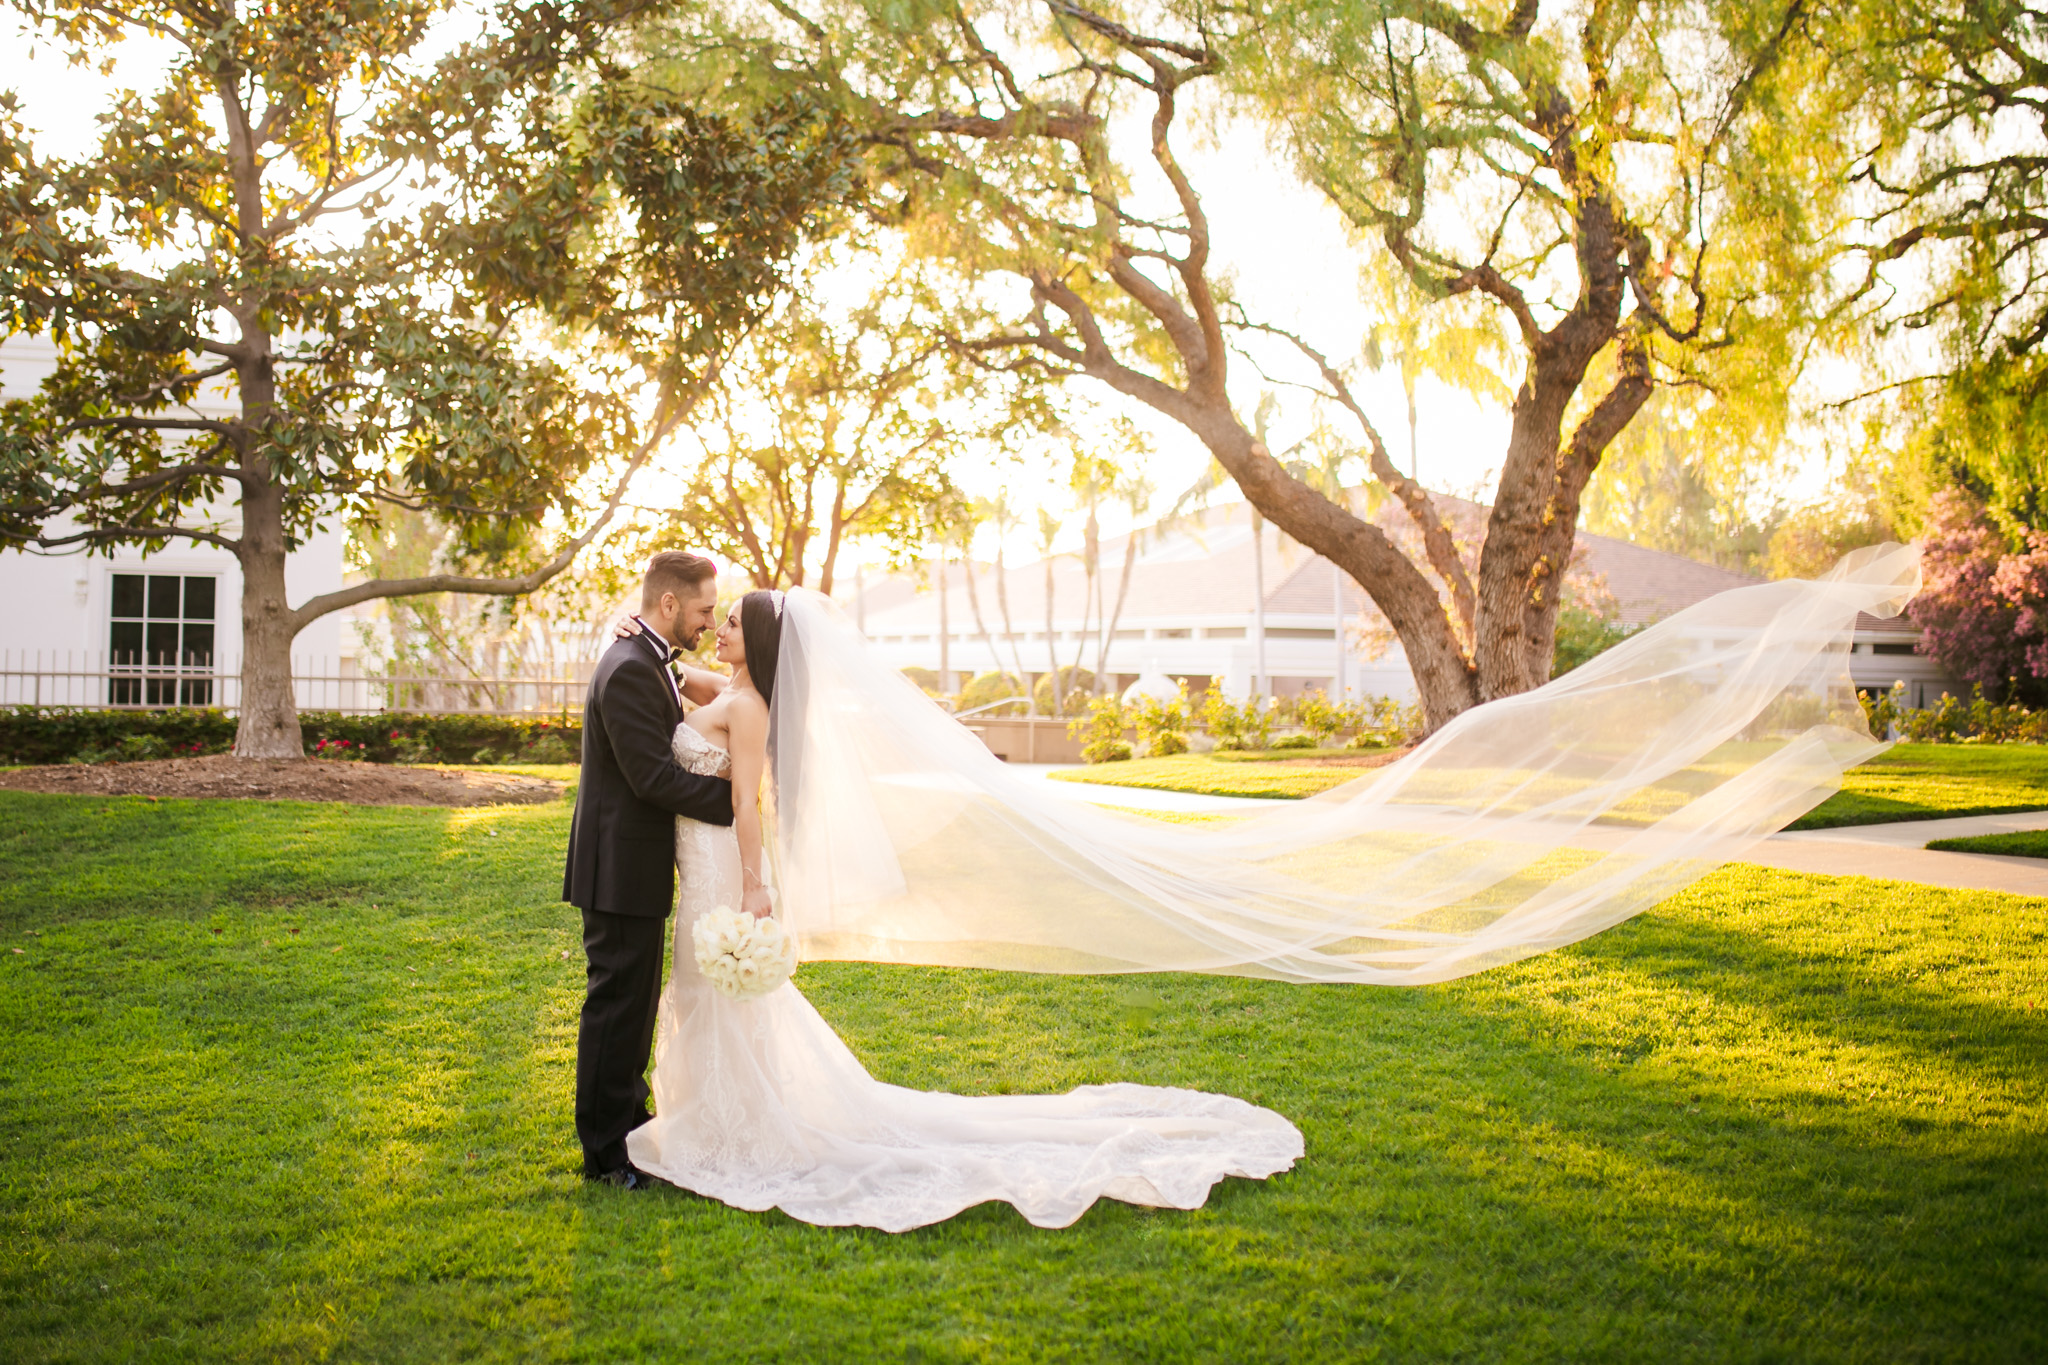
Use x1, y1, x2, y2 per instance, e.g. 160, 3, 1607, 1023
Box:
1800, 744, 2048, 828
1928, 830, 2048, 859
1050, 751, 1388, 800
1054, 742, 2048, 829
2, 790, 2044, 1362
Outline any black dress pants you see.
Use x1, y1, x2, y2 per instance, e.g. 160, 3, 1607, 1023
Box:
575, 907, 670, 1176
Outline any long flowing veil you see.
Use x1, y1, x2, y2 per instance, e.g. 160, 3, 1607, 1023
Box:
767, 544, 1921, 986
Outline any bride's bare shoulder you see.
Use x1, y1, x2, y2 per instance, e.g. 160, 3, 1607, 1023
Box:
726, 687, 769, 727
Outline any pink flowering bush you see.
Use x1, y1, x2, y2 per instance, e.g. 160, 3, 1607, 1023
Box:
1910, 491, 2048, 705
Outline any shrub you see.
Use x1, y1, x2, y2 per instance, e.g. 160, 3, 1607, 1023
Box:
1270, 734, 1318, 750
309, 737, 368, 761
1200, 685, 1248, 750
1068, 696, 1133, 763
1129, 683, 1191, 757
2, 708, 237, 765
1551, 603, 1640, 677
900, 666, 942, 693
1033, 666, 1095, 715
1344, 695, 1424, 748
327, 714, 583, 764
957, 671, 1024, 713
525, 730, 577, 764
0, 707, 582, 766
1293, 690, 1345, 746
1240, 696, 1273, 751
1860, 681, 2048, 743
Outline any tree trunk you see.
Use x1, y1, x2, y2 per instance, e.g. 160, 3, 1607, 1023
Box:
994, 546, 1032, 714
1043, 554, 1061, 717
234, 480, 305, 758
936, 557, 951, 692
1096, 533, 1140, 689
1470, 234, 1636, 701
1175, 405, 1480, 730
1250, 510, 1266, 699
961, 561, 1005, 693
1072, 504, 1098, 691
1404, 374, 1419, 481
1471, 365, 1581, 700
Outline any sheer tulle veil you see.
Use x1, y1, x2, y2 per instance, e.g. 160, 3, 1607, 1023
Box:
765, 543, 1921, 986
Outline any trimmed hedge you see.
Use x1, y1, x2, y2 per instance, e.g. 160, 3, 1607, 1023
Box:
0, 707, 581, 766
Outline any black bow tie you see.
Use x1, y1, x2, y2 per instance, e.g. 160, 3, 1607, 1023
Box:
636, 624, 681, 662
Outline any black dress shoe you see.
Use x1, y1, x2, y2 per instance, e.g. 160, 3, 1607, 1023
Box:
587, 1163, 658, 1191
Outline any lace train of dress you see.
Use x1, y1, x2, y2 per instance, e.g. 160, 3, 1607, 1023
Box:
625, 723, 1303, 1232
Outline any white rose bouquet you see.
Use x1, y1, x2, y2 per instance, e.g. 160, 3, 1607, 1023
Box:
691, 905, 799, 1000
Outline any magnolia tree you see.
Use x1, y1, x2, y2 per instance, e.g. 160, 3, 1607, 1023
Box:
1910, 490, 2048, 705
663, 0, 1840, 730
0, 0, 851, 756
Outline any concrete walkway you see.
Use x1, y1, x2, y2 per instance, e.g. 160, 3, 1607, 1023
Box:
1749, 810, 2048, 896
1020, 764, 2048, 896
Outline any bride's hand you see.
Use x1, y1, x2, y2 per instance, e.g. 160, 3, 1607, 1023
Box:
742, 884, 773, 920
612, 618, 637, 640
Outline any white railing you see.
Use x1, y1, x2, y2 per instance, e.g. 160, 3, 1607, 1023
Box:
0, 651, 592, 716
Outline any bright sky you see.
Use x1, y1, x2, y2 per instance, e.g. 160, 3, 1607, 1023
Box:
6, 6, 1843, 574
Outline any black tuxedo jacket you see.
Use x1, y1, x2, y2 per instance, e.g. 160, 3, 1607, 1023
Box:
563, 629, 734, 916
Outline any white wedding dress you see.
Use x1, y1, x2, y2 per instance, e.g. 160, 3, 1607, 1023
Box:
624, 721, 1306, 1232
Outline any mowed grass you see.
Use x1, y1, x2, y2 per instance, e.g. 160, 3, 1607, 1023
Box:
1054, 742, 2048, 828
1050, 751, 1391, 800
2, 790, 2045, 1362
1928, 830, 2048, 859
1803, 744, 2048, 827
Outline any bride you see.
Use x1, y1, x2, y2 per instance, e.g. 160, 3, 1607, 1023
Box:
623, 589, 1303, 1231
623, 546, 1921, 1231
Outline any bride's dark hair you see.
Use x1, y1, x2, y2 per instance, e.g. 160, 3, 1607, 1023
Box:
739, 590, 782, 707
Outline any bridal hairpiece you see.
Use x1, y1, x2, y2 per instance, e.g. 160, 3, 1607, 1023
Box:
770, 589, 786, 619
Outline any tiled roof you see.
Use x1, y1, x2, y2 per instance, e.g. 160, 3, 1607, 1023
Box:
1573, 533, 1761, 626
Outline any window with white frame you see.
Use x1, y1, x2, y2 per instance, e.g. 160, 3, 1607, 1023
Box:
109, 573, 216, 706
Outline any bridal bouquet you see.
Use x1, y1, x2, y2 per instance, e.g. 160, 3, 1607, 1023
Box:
692, 905, 799, 1000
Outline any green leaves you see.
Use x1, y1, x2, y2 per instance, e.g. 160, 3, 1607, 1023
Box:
0, 0, 857, 578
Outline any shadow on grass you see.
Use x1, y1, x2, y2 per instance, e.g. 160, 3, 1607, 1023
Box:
3, 794, 2044, 1362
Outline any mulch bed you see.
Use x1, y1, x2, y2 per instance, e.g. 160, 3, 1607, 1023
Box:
0, 755, 565, 807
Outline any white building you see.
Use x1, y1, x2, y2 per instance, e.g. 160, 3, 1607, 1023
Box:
845, 495, 1956, 706
0, 335, 350, 709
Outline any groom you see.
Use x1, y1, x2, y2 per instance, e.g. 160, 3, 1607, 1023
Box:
564, 550, 734, 1189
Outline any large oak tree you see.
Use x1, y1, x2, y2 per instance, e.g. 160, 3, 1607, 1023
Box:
670, 0, 1826, 728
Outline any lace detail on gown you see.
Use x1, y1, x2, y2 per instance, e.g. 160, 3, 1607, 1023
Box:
628, 720, 1303, 1232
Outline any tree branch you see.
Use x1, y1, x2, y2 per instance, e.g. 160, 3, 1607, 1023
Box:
1233, 314, 1478, 637
9, 522, 241, 553
288, 359, 722, 629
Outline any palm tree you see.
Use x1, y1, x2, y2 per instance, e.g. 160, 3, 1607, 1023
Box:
945, 502, 1013, 710
1036, 507, 1067, 716
981, 492, 1036, 714
1065, 454, 1113, 693
1163, 393, 1364, 700
1094, 467, 1157, 694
